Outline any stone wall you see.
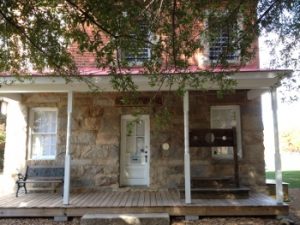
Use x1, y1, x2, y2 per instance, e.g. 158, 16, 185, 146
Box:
21, 91, 265, 192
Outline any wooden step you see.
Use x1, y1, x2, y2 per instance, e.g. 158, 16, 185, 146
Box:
191, 176, 234, 188
180, 187, 250, 199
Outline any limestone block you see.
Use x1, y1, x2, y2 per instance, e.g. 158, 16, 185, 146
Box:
81, 213, 170, 225
108, 145, 119, 158
72, 178, 95, 187
71, 118, 82, 131
74, 97, 93, 106
73, 106, 90, 118
103, 163, 118, 174
96, 133, 119, 145
93, 145, 109, 159
242, 130, 264, 145
242, 116, 263, 130
72, 131, 97, 145
71, 144, 90, 158
83, 117, 101, 130
95, 175, 118, 186
88, 106, 104, 117
94, 98, 114, 106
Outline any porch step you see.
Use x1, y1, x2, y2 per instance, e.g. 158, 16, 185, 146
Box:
191, 176, 233, 188
81, 213, 170, 225
180, 187, 250, 199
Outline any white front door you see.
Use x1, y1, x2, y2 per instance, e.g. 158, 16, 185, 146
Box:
120, 115, 150, 186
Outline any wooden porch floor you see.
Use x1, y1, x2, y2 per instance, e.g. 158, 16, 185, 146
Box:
0, 190, 288, 217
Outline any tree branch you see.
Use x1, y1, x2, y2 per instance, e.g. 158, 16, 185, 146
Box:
172, 0, 177, 68
0, 8, 72, 74
65, 0, 119, 39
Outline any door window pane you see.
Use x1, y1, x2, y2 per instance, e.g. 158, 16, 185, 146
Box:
136, 120, 145, 136
211, 106, 241, 158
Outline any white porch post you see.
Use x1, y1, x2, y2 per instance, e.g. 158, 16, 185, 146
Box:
183, 91, 191, 204
270, 87, 283, 204
63, 91, 73, 205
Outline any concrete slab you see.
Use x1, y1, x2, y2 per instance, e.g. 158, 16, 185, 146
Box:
81, 213, 170, 225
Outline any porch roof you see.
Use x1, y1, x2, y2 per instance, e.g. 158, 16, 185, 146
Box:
0, 69, 291, 94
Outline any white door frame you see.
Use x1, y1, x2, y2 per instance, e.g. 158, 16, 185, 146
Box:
120, 114, 150, 186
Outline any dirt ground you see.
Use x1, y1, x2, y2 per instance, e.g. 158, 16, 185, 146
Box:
0, 189, 299, 225
288, 189, 300, 224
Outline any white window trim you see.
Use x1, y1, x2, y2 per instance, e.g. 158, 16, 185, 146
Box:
28, 107, 58, 160
210, 105, 242, 159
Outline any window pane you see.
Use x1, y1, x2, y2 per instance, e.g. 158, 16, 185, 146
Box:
136, 137, 145, 152
31, 109, 57, 159
211, 106, 240, 158
211, 108, 237, 128
136, 120, 145, 136
32, 134, 56, 158
126, 135, 135, 153
208, 16, 238, 61
33, 111, 57, 133
123, 23, 151, 63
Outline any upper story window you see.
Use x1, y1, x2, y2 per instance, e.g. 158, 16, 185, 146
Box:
209, 30, 238, 61
122, 23, 151, 65
210, 105, 242, 159
29, 108, 57, 160
208, 16, 239, 62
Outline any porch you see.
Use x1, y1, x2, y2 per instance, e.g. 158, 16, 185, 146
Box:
0, 190, 288, 217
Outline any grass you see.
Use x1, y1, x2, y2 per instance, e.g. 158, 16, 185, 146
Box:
266, 170, 300, 188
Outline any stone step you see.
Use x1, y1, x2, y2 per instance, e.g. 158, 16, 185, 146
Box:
180, 187, 250, 199
81, 213, 170, 225
191, 176, 234, 188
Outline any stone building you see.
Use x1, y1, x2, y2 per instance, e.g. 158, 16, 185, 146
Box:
0, 11, 286, 205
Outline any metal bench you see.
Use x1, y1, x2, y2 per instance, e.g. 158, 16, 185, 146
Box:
16, 165, 64, 197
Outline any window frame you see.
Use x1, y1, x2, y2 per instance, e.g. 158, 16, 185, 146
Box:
208, 28, 239, 62
210, 105, 242, 159
201, 12, 242, 65
28, 107, 58, 160
121, 23, 152, 65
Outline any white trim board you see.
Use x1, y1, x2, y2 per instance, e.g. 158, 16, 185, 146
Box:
0, 71, 284, 93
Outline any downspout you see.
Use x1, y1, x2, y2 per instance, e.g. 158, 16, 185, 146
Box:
63, 91, 73, 205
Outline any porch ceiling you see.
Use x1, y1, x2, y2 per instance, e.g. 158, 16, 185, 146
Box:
0, 70, 288, 94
